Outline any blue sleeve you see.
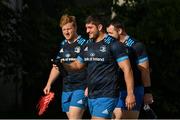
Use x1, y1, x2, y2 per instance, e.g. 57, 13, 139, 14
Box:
111, 40, 129, 63
133, 42, 149, 64
76, 45, 86, 64
77, 55, 84, 63
76, 40, 90, 64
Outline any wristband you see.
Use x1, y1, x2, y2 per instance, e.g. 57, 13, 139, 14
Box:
144, 86, 152, 94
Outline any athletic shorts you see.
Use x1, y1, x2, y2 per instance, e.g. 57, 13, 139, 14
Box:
116, 86, 144, 111
88, 97, 118, 118
61, 90, 87, 112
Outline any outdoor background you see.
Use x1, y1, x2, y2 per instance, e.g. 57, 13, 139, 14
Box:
0, 0, 180, 118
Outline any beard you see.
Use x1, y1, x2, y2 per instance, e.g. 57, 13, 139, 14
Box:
90, 31, 99, 40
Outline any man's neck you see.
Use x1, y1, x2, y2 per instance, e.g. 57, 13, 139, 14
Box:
119, 34, 128, 43
95, 32, 106, 43
67, 34, 78, 44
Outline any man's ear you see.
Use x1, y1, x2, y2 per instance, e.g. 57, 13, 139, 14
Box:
98, 24, 103, 31
118, 28, 123, 34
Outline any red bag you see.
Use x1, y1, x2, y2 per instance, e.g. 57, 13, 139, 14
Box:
36, 92, 55, 116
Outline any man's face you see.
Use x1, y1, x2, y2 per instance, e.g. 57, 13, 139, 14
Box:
85, 23, 99, 40
62, 22, 76, 41
106, 25, 119, 39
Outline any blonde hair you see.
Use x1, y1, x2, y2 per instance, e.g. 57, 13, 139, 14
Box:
59, 14, 77, 28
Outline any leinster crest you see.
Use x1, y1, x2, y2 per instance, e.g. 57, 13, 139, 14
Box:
100, 45, 106, 52
74, 46, 80, 53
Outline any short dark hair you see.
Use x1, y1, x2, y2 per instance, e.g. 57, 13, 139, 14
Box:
85, 14, 107, 31
109, 18, 125, 30
86, 15, 100, 25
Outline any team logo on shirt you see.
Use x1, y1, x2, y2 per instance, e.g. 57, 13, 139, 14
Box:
74, 46, 80, 53
59, 48, 64, 53
100, 45, 106, 52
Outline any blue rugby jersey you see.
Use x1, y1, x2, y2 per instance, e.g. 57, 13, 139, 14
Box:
56, 36, 87, 92
77, 34, 129, 99
119, 36, 149, 90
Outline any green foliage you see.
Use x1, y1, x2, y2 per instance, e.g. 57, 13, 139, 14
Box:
0, 3, 25, 84
113, 0, 180, 117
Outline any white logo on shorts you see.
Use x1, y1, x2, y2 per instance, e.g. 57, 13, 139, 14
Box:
102, 109, 109, 114
77, 99, 83, 104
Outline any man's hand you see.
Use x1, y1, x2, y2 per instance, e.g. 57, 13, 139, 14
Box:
43, 84, 51, 95
125, 94, 136, 110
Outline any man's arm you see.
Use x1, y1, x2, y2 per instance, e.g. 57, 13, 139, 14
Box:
43, 65, 60, 94
110, 39, 135, 109
138, 61, 151, 87
138, 61, 153, 104
134, 42, 154, 104
61, 58, 86, 72
118, 59, 136, 110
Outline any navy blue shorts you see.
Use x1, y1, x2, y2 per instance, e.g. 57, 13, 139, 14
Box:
61, 90, 87, 112
88, 97, 118, 118
116, 86, 144, 111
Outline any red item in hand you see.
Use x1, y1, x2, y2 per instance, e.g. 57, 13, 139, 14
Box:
37, 92, 55, 116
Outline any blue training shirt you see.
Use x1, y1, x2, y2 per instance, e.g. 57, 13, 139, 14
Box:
56, 36, 87, 92
77, 34, 129, 99
119, 35, 149, 90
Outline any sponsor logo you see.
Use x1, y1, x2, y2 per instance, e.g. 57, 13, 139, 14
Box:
84, 57, 104, 61
90, 53, 95, 57
61, 58, 76, 61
